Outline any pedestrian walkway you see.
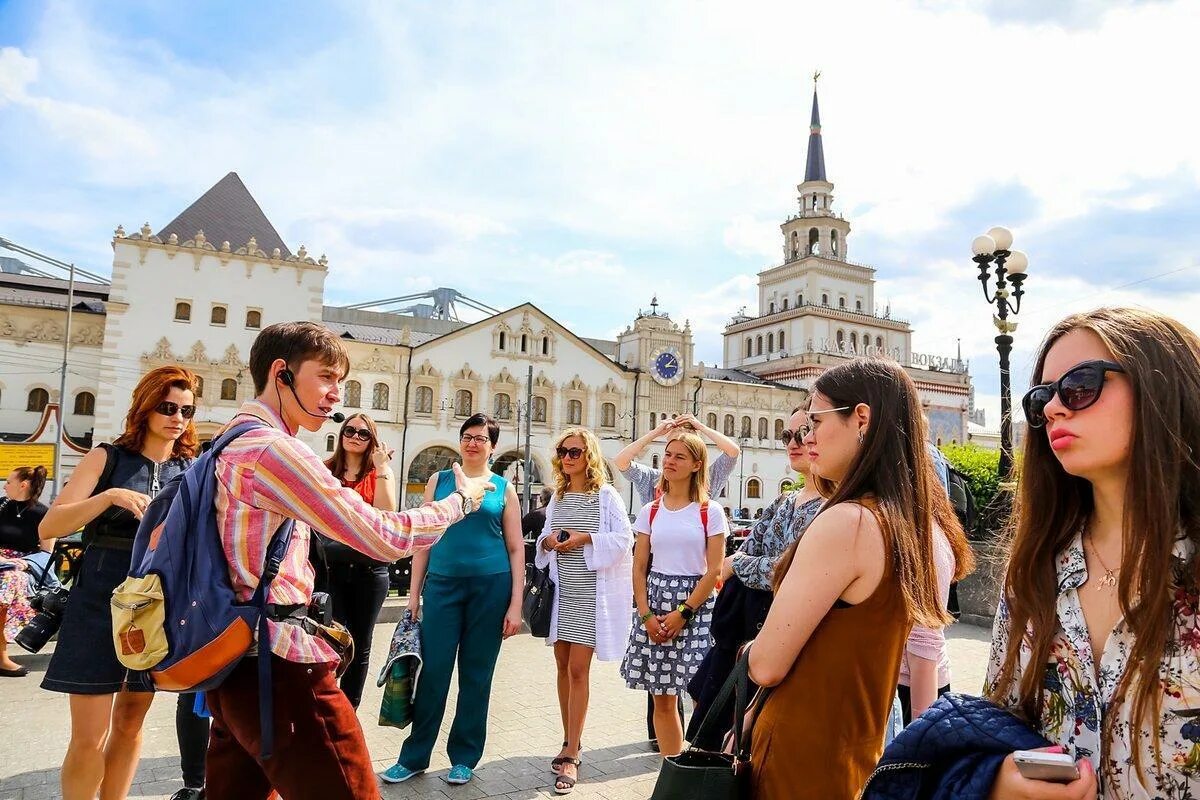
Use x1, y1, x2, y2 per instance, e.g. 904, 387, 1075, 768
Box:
0, 622, 995, 799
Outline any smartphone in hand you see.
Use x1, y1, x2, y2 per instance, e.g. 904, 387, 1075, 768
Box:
557, 529, 570, 543
1013, 750, 1080, 783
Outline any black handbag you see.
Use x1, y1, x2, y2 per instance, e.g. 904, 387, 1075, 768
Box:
522, 562, 553, 638
650, 649, 755, 800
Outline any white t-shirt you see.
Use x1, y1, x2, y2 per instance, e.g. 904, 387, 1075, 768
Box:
634, 500, 728, 576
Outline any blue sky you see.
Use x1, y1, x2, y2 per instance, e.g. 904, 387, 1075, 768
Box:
2, 0, 1199, 426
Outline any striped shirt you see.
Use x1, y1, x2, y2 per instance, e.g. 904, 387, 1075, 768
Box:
553, 492, 600, 646
215, 400, 464, 663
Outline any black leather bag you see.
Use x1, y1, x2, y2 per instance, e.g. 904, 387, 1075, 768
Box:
650, 649, 755, 800
522, 562, 553, 638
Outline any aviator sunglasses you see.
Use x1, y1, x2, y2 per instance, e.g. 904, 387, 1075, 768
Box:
155, 401, 196, 419
556, 446, 585, 460
1022, 360, 1126, 428
341, 425, 373, 442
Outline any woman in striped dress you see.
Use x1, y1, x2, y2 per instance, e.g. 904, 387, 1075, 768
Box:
535, 428, 632, 795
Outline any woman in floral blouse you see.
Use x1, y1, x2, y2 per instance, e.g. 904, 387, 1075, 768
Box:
986, 307, 1200, 799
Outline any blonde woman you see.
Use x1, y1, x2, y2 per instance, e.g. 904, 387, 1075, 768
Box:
534, 428, 633, 795
621, 431, 728, 758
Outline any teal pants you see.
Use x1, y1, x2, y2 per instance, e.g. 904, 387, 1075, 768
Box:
399, 571, 511, 770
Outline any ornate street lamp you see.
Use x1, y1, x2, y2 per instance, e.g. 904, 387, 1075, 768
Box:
971, 226, 1030, 481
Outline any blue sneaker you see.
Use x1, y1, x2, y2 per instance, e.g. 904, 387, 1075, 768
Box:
380, 763, 424, 784
445, 765, 474, 785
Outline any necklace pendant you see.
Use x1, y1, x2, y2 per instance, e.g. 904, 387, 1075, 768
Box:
1098, 570, 1117, 590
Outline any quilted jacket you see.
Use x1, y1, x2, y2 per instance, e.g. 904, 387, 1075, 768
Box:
859, 693, 1052, 800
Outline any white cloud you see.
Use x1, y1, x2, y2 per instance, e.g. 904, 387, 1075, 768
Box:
0, 47, 38, 103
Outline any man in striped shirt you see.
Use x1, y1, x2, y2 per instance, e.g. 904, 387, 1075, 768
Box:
204, 321, 491, 800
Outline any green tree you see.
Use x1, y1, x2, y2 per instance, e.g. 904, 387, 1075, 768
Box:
940, 443, 1002, 517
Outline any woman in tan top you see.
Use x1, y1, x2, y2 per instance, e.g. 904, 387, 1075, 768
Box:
748, 359, 972, 800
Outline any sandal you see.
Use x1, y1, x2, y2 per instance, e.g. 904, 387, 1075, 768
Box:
554, 758, 581, 795
550, 740, 581, 774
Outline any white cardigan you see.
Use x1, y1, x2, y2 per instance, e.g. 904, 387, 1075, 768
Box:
534, 484, 634, 662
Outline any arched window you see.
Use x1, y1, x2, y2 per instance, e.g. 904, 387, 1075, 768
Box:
836, 329, 845, 347
26, 388, 49, 412
649, 412, 657, 429
498, 331, 506, 351
372, 382, 389, 410
779, 331, 785, 350
757, 417, 768, 440
850, 332, 858, 352
769, 302, 775, 314
454, 389, 473, 417
746, 338, 753, 358
747, 478, 762, 499
494, 393, 512, 421
838, 297, 846, 309
740, 416, 752, 439
780, 479, 792, 493
808, 228, 819, 255
774, 419, 785, 439
344, 380, 361, 408
602, 402, 616, 428
767, 333, 774, 352
706, 412, 718, 429
326, 434, 335, 452
831, 229, 840, 256
652, 455, 660, 469
790, 230, 799, 258
542, 337, 550, 356
876, 336, 884, 349
521, 334, 528, 353
756, 336, 763, 356
821, 293, 828, 306
723, 415, 735, 436
211, 305, 227, 325
73, 392, 95, 415
409, 446, 460, 485
568, 399, 583, 425
782, 298, 788, 310
798, 293, 804, 306
415, 386, 433, 414
220, 379, 237, 401
855, 299, 862, 312
174, 301, 191, 321
532, 396, 547, 422
245, 309, 262, 329
195, 376, 204, 398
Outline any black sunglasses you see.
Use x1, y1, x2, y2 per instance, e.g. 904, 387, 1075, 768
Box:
1022, 360, 1126, 428
779, 426, 811, 445
155, 401, 196, 419
341, 425, 372, 442
556, 446, 585, 460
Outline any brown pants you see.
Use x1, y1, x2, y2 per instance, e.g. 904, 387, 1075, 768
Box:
205, 655, 379, 800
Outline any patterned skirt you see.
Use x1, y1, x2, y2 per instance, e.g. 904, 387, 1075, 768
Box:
620, 572, 715, 695
0, 548, 34, 643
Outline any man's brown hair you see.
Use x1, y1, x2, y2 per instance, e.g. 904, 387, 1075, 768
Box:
248, 321, 351, 394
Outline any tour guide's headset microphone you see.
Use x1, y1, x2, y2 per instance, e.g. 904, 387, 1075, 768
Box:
277, 368, 346, 423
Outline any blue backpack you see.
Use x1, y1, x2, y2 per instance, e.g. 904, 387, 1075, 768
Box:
111, 420, 293, 757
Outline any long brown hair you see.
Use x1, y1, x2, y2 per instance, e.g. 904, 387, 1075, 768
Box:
113, 365, 199, 459
771, 359, 973, 628
325, 413, 380, 483
988, 307, 1200, 782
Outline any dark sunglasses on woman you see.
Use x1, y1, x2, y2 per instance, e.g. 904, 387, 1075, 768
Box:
778, 426, 811, 445
556, 446, 584, 460
341, 425, 372, 442
1022, 359, 1126, 428
155, 401, 196, 419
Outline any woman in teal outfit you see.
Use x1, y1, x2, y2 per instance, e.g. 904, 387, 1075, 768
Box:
381, 413, 524, 787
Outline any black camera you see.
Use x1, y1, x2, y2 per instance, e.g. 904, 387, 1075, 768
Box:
15, 586, 70, 654
308, 591, 333, 626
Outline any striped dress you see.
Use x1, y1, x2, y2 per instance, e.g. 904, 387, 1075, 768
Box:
553, 492, 600, 648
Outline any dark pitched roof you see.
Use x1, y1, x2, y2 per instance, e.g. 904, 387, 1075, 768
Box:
157, 172, 291, 257
803, 89, 827, 183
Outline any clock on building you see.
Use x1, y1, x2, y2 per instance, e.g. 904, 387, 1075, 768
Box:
649, 347, 683, 386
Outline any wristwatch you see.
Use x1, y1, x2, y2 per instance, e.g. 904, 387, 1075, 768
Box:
677, 603, 696, 623
453, 489, 476, 515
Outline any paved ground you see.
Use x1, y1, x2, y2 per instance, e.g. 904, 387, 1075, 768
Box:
0, 620, 995, 800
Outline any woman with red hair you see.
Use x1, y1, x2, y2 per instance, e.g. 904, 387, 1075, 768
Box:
40, 366, 199, 800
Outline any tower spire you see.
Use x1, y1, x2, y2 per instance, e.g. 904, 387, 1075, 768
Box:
804, 73, 827, 183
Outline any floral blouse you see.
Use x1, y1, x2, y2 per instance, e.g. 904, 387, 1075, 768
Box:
730, 492, 823, 590
985, 531, 1200, 799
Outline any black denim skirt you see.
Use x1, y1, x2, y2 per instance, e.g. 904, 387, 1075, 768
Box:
42, 544, 152, 694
